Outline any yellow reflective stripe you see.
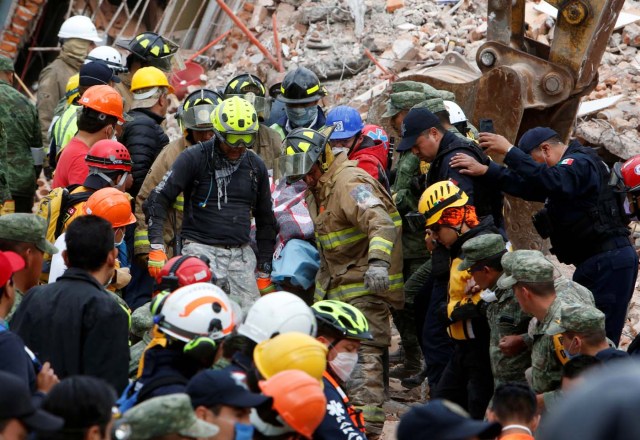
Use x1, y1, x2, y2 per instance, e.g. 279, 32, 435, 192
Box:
369, 236, 393, 255
306, 84, 319, 95
391, 211, 402, 227
172, 195, 184, 211
355, 405, 386, 423
326, 274, 404, 301
317, 227, 366, 250
134, 229, 150, 247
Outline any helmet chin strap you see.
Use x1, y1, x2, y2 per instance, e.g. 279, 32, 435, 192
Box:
95, 171, 128, 190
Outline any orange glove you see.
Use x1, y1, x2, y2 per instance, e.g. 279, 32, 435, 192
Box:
148, 249, 168, 278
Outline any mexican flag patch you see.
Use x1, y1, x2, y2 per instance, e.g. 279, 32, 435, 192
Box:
560, 158, 574, 166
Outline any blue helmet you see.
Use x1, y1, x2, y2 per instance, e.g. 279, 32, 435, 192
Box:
326, 106, 364, 140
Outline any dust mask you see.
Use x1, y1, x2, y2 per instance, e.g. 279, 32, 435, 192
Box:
329, 352, 359, 382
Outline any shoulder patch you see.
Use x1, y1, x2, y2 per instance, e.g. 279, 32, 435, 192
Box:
559, 158, 574, 166
350, 184, 382, 209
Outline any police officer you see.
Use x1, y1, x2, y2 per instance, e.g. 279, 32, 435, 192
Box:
451, 127, 637, 345
270, 67, 327, 139
0, 55, 41, 212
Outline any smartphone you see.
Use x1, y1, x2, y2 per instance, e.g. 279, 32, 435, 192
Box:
479, 118, 495, 134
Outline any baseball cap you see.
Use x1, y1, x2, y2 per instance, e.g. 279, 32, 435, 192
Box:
80, 61, 121, 87
397, 400, 501, 440
0, 55, 14, 72
518, 127, 558, 154
0, 371, 64, 432
497, 252, 554, 289
396, 108, 441, 152
187, 370, 271, 408
0, 250, 25, 287
546, 303, 606, 335
458, 234, 506, 271
0, 214, 58, 255
124, 394, 219, 440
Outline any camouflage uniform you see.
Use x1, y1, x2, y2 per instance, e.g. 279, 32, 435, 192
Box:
0, 119, 10, 204
0, 56, 40, 209
123, 394, 220, 440
36, 39, 88, 149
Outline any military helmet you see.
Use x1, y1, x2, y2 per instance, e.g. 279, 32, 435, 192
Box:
312, 300, 373, 341
278, 67, 326, 104
178, 89, 222, 131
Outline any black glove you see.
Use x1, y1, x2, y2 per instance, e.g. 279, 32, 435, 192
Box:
450, 302, 482, 322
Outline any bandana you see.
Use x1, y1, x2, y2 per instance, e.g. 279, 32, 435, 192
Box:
438, 206, 479, 228
213, 145, 247, 210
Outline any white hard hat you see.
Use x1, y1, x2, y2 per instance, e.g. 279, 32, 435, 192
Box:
156, 282, 238, 342
443, 100, 467, 124
238, 291, 317, 344
85, 46, 125, 67
58, 15, 102, 43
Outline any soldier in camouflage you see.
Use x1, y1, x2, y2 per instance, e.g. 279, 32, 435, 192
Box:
458, 234, 532, 388
0, 214, 58, 321
0, 56, 41, 213
122, 394, 220, 440
498, 252, 592, 411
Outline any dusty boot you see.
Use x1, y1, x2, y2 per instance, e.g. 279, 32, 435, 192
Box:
389, 345, 404, 364
401, 366, 428, 389
389, 363, 422, 380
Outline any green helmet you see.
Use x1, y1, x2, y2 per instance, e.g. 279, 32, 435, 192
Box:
211, 96, 259, 148
312, 300, 373, 341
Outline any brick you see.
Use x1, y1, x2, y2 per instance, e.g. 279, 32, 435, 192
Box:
0, 42, 17, 54
242, 2, 254, 12
22, 3, 39, 15
3, 32, 21, 43
10, 24, 26, 36
386, 0, 404, 13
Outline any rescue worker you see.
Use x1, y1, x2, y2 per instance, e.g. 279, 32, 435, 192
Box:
223, 73, 282, 169
443, 100, 478, 141
47, 74, 79, 170
53, 85, 127, 189
416, 180, 499, 419
11, 215, 130, 393
145, 97, 276, 311
325, 106, 390, 191
451, 127, 637, 345
50, 61, 122, 165
0, 96, 10, 212
84, 45, 128, 75
122, 394, 220, 440
278, 127, 403, 438
271, 67, 327, 139
134, 89, 222, 262
119, 66, 171, 199
115, 32, 179, 111
0, 55, 42, 212
0, 214, 58, 321
457, 234, 532, 388
613, 154, 640, 218
312, 300, 371, 440
546, 303, 628, 362
0, 249, 59, 397
36, 15, 102, 152
498, 251, 589, 411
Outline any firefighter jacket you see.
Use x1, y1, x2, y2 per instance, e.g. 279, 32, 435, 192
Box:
254, 124, 283, 170
307, 154, 404, 309
135, 137, 188, 257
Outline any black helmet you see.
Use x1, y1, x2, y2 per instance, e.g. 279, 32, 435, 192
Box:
277, 126, 335, 184
224, 73, 266, 98
177, 89, 223, 131
117, 32, 178, 72
277, 67, 326, 104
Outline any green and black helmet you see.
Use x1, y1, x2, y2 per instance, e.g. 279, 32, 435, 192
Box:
312, 300, 373, 341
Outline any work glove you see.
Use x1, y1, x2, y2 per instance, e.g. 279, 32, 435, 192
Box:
112, 267, 132, 290
0, 200, 14, 216
364, 260, 390, 294
148, 248, 168, 278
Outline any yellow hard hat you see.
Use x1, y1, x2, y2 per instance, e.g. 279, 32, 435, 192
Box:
253, 332, 328, 383
130, 66, 174, 94
65, 74, 80, 104
418, 180, 469, 226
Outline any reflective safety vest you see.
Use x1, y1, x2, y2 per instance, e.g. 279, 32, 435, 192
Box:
323, 371, 366, 433
53, 104, 80, 158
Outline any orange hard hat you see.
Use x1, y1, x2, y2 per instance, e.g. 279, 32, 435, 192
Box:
259, 370, 327, 439
79, 85, 127, 123
83, 187, 136, 228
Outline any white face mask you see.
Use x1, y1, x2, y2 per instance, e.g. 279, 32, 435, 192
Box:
329, 351, 359, 382
331, 147, 349, 156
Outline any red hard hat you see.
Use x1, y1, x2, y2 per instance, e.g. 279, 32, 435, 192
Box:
362, 124, 390, 152
79, 85, 127, 123
620, 155, 640, 192
85, 139, 132, 172
156, 255, 213, 287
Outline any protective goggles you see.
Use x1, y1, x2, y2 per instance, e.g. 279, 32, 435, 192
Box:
214, 130, 257, 149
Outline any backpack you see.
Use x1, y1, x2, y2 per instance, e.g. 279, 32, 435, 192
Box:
116, 374, 189, 412
36, 185, 93, 251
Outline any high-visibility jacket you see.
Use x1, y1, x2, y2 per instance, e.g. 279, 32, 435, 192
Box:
307, 154, 404, 309
52, 104, 79, 159
135, 137, 188, 258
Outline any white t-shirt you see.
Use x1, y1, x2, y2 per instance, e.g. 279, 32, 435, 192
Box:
49, 233, 68, 283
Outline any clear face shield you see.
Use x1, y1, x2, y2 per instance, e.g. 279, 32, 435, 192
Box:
181, 104, 215, 131
228, 92, 271, 122
275, 152, 315, 184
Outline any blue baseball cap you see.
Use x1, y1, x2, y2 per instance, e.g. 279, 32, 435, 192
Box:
187, 370, 271, 409
396, 108, 441, 152
517, 127, 558, 154
397, 400, 501, 440
80, 61, 121, 87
